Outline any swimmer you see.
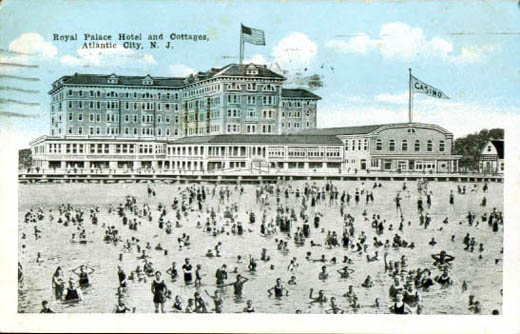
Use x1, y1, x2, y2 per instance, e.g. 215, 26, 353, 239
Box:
318, 266, 329, 280
243, 300, 255, 313
325, 297, 344, 314
151, 271, 168, 313
361, 275, 374, 288
205, 289, 224, 313
40, 300, 54, 313
172, 295, 183, 312
114, 296, 132, 313
268, 278, 289, 297
71, 264, 95, 289
389, 292, 413, 314
64, 278, 83, 301
309, 288, 327, 303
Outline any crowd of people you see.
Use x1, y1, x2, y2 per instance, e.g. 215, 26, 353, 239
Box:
19, 179, 503, 314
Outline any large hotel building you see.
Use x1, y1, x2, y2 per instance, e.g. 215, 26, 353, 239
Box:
30, 63, 460, 173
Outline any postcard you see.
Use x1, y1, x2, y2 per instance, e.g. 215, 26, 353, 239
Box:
1, 0, 519, 332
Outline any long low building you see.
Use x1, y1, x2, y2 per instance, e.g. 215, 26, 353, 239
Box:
30, 122, 461, 174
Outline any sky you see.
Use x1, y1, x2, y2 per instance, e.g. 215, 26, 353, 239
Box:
0, 0, 519, 148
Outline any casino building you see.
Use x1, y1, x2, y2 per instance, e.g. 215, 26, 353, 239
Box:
29, 63, 461, 174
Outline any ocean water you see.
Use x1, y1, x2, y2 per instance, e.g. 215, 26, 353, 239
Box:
18, 180, 503, 314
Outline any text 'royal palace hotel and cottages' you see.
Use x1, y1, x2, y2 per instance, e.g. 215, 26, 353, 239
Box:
30, 63, 461, 174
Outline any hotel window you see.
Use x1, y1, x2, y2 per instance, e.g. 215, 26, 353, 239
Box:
427, 140, 433, 152
166, 128, 170, 136
68, 101, 72, 108
90, 90, 94, 97
68, 127, 72, 134
96, 114, 101, 122
96, 127, 100, 135
439, 140, 446, 152
96, 101, 101, 109
247, 83, 257, 91
133, 128, 138, 135
78, 127, 83, 135
68, 90, 73, 96
89, 127, 94, 135
345, 140, 349, 151
401, 140, 408, 152
89, 114, 94, 122
68, 113, 73, 121
364, 139, 369, 151
389, 139, 396, 151
247, 96, 256, 105
89, 101, 94, 109
79, 101, 83, 109
79, 91, 83, 97
157, 128, 162, 136
351, 139, 356, 151
125, 128, 129, 135
414, 140, 421, 152
125, 115, 129, 123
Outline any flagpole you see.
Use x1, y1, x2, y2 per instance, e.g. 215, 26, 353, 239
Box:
408, 68, 413, 123
239, 24, 244, 65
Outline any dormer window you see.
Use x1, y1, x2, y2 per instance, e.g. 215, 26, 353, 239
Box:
246, 64, 258, 75
142, 75, 153, 85
107, 74, 118, 84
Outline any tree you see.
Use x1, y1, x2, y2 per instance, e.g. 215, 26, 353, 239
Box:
18, 149, 32, 170
453, 128, 504, 171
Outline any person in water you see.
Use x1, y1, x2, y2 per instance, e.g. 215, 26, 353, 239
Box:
243, 299, 255, 313
309, 289, 327, 303
52, 266, 65, 301
389, 292, 413, 314
64, 279, 83, 301
113, 296, 132, 313
172, 295, 183, 312
151, 271, 168, 313
71, 264, 95, 289
326, 297, 344, 314
432, 250, 455, 267
205, 289, 224, 313
267, 278, 289, 297
40, 300, 55, 313
182, 258, 193, 285
166, 261, 178, 281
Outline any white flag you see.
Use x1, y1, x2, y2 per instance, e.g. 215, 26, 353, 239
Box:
411, 75, 449, 99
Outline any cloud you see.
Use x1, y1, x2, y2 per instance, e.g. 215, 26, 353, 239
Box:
0, 33, 57, 74
325, 34, 377, 54
9, 33, 57, 59
374, 91, 409, 104
60, 44, 156, 68
168, 64, 195, 77
271, 32, 317, 73
326, 22, 497, 64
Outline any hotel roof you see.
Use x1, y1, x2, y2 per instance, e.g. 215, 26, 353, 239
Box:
282, 88, 321, 100
490, 139, 504, 159
172, 134, 342, 146
57, 73, 186, 88
301, 122, 453, 136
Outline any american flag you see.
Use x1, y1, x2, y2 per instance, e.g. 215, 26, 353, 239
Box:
241, 24, 265, 46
